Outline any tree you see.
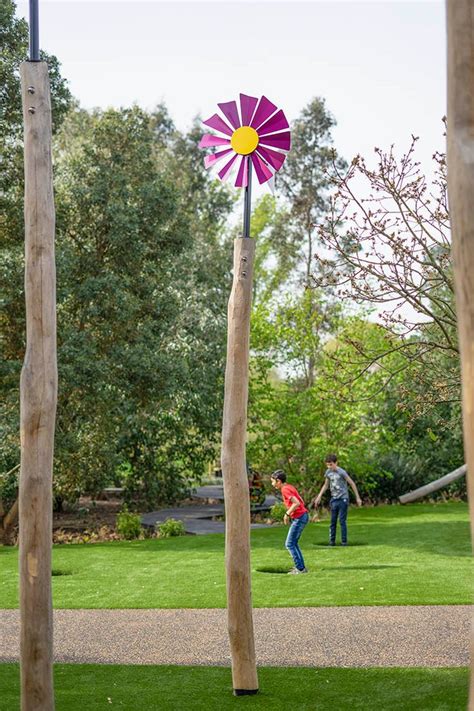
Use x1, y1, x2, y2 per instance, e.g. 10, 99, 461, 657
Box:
248, 309, 396, 499
117, 115, 235, 507
50, 106, 234, 507
251, 98, 346, 387
277, 97, 347, 287
317, 133, 459, 416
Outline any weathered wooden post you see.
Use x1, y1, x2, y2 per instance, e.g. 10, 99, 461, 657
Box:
221, 159, 258, 691
199, 94, 291, 695
446, 1, 474, 706
19, 2, 57, 708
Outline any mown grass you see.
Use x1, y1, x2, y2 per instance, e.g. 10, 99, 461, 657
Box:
0, 503, 471, 609
0, 664, 468, 710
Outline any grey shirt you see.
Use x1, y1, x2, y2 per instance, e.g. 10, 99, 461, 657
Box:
325, 467, 349, 500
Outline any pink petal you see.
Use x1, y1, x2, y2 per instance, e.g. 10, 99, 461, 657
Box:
218, 153, 239, 182
256, 146, 286, 171
258, 131, 291, 151
204, 148, 233, 169
235, 155, 249, 188
250, 95, 278, 130
240, 93, 258, 126
217, 101, 241, 130
199, 134, 231, 148
257, 109, 289, 136
203, 113, 233, 136
251, 153, 275, 184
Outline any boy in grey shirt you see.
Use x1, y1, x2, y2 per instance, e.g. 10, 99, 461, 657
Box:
313, 454, 362, 546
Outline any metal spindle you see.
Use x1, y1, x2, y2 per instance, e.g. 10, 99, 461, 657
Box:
29, 0, 40, 61
243, 157, 252, 238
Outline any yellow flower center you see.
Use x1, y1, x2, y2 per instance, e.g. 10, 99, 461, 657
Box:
230, 126, 259, 155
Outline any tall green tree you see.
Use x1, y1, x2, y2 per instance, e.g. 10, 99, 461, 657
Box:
276, 97, 346, 286
250, 99, 346, 388
51, 106, 233, 506
248, 311, 396, 498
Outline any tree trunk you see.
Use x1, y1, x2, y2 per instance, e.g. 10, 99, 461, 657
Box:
446, 3, 474, 707
19, 61, 57, 711
399, 464, 466, 503
221, 238, 258, 695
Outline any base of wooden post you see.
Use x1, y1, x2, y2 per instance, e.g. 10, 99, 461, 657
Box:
233, 689, 259, 696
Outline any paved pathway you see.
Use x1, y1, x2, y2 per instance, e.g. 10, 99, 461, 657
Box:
141, 487, 277, 535
0, 606, 470, 667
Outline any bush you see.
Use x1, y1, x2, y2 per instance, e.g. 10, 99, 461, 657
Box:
121, 459, 191, 511
155, 518, 186, 538
116, 510, 142, 540
269, 502, 287, 523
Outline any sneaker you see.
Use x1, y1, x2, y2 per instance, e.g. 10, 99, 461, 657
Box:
328, 542, 335, 547
288, 567, 308, 574
341, 542, 348, 546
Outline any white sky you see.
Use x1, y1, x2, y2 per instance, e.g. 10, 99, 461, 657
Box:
15, 0, 447, 174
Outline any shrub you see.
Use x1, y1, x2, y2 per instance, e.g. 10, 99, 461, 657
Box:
269, 502, 287, 523
155, 518, 186, 538
116, 510, 142, 540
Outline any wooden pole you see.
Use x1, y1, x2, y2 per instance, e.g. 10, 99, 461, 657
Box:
221, 237, 258, 695
19, 60, 57, 711
399, 464, 467, 503
446, 2, 474, 707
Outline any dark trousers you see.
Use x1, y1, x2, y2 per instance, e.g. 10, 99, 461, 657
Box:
329, 498, 349, 544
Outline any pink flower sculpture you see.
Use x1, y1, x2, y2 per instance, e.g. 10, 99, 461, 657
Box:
199, 94, 291, 188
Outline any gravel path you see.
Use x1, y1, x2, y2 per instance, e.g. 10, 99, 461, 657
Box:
0, 606, 470, 667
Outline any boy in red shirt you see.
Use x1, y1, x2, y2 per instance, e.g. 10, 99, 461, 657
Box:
270, 470, 309, 574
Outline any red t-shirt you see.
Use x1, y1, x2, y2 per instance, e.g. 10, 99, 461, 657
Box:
281, 483, 308, 519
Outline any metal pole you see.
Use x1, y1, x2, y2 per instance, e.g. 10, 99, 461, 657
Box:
243, 157, 252, 238
29, 0, 40, 61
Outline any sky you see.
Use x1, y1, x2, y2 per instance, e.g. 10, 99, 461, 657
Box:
15, 0, 447, 176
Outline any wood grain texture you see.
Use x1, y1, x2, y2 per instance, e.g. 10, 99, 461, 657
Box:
221, 238, 258, 693
19, 61, 57, 711
446, 2, 474, 707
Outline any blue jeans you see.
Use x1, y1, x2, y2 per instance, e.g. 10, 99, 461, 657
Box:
285, 512, 309, 570
330, 498, 349, 544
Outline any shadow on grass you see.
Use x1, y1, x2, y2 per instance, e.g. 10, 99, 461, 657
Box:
311, 542, 369, 547
63, 535, 226, 553
320, 565, 400, 571
309, 519, 471, 557
51, 569, 73, 576
255, 566, 291, 574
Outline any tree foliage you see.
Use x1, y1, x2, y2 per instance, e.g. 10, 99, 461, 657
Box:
0, 18, 234, 510
317, 133, 459, 416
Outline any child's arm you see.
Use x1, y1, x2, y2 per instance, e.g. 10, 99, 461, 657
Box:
312, 479, 329, 508
346, 475, 362, 506
284, 496, 302, 523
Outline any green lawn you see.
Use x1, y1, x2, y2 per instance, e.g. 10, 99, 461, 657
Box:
0, 664, 468, 710
0, 503, 471, 608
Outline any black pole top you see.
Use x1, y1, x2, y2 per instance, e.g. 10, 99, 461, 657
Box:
29, 0, 40, 61
243, 157, 252, 239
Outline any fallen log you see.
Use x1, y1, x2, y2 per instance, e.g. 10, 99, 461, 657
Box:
399, 464, 467, 504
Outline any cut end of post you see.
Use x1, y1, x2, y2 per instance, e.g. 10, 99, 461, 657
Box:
233, 688, 259, 696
